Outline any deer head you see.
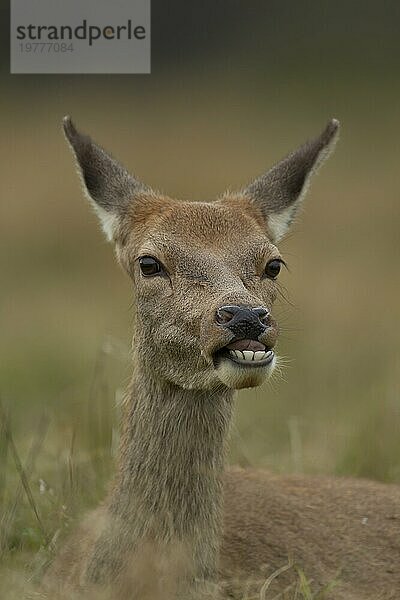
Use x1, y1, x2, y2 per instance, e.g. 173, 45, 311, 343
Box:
63, 117, 339, 391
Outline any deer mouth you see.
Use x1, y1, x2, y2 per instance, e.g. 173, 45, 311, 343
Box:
214, 339, 274, 368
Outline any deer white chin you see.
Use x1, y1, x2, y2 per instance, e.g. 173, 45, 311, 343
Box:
214, 350, 276, 390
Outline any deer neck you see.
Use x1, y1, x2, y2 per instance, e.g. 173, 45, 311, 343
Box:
109, 359, 234, 578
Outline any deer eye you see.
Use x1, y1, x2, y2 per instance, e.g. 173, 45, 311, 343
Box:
264, 259, 282, 279
139, 256, 162, 277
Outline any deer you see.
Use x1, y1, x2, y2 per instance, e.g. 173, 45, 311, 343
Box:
44, 117, 400, 600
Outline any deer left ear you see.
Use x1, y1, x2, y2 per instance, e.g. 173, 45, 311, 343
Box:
62, 116, 150, 242
243, 119, 340, 243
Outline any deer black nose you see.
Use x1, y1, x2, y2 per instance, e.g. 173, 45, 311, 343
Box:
215, 305, 270, 339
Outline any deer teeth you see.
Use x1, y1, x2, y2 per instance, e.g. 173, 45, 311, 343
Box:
227, 348, 274, 364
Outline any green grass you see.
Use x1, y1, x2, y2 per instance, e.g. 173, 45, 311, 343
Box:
0, 346, 391, 598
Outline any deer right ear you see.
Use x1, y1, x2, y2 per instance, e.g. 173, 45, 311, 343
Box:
242, 119, 340, 243
62, 116, 149, 241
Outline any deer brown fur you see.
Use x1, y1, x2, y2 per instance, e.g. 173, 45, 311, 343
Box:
44, 118, 400, 599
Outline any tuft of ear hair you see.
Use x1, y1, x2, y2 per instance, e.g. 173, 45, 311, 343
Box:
62, 116, 149, 241
243, 119, 340, 243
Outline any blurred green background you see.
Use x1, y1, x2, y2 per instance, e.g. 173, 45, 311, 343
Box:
1, 0, 400, 593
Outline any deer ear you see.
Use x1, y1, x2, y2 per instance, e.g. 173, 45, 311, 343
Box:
62, 116, 149, 241
243, 119, 340, 243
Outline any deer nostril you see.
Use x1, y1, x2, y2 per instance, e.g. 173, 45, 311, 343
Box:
254, 307, 270, 326
216, 307, 236, 325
